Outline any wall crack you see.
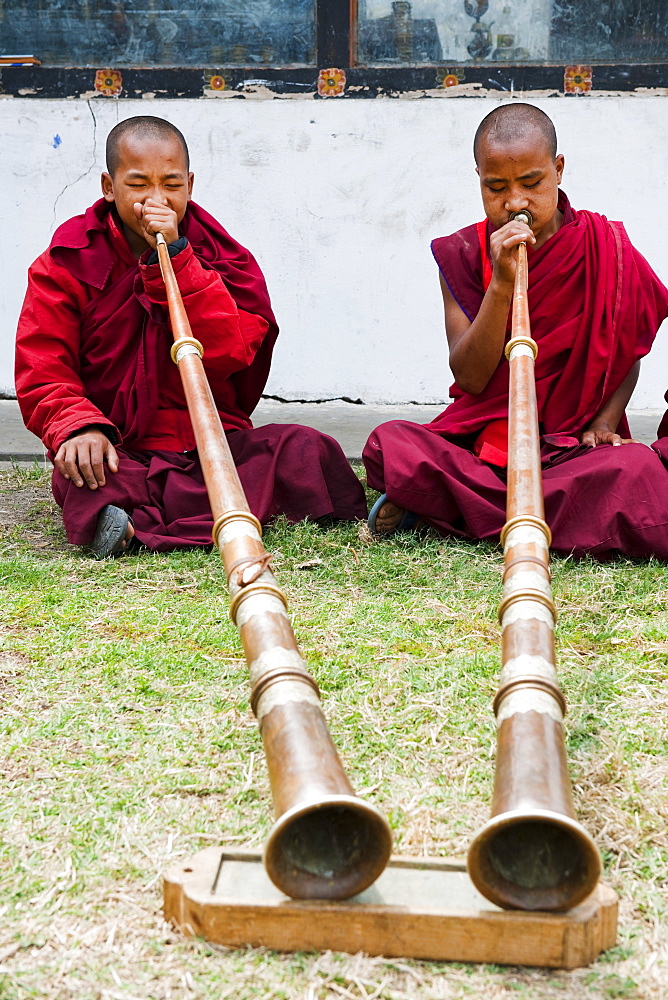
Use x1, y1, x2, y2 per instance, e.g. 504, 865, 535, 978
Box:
262, 393, 365, 405
261, 394, 448, 406
51, 99, 99, 231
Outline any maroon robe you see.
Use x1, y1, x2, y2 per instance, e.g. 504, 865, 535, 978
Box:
16, 200, 366, 550
363, 192, 668, 559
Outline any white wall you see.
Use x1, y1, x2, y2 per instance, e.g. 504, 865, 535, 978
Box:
1, 93, 667, 408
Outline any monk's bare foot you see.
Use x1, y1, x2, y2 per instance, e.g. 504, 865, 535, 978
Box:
373, 500, 405, 535
121, 521, 135, 550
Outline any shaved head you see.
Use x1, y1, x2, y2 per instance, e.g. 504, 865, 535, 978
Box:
106, 116, 189, 175
474, 104, 557, 164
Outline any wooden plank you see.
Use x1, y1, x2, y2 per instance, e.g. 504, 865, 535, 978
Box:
164, 849, 617, 969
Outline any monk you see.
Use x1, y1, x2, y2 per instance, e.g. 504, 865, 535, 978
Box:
16, 116, 366, 557
364, 104, 668, 559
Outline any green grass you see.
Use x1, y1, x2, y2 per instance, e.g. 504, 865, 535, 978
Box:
0, 464, 666, 999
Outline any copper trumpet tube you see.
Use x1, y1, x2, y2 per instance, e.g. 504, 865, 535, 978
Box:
155, 233, 392, 899
467, 212, 601, 911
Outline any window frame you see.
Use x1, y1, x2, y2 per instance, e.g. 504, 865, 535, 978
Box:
0, 0, 666, 98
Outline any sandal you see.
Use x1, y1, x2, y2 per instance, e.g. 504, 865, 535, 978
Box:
367, 493, 420, 538
90, 504, 131, 560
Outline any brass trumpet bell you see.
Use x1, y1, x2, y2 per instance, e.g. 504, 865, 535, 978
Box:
468, 809, 601, 911
264, 794, 393, 900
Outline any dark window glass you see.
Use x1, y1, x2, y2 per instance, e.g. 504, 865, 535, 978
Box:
357, 1, 668, 64
0, 0, 317, 67
550, 2, 668, 61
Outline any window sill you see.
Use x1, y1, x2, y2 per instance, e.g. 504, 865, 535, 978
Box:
0, 63, 665, 100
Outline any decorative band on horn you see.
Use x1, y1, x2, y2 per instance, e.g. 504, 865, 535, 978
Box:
503, 554, 551, 580
501, 514, 552, 549
250, 666, 321, 717
212, 509, 263, 548
234, 594, 289, 628
504, 335, 538, 360
170, 337, 204, 365
229, 581, 288, 623
493, 674, 567, 717
498, 588, 557, 625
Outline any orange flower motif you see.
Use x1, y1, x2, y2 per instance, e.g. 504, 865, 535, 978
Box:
317, 68, 346, 97
94, 69, 122, 97
205, 73, 226, 92
436, 68, 465, 88
564, 65, 592, 94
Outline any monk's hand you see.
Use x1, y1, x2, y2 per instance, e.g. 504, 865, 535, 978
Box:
489, 220, 536, 287
581, 425, 636, 448
134, 198, 179, 249
55, 429, 119, 490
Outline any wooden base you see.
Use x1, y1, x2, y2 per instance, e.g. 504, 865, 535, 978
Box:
164, 848, 617, 969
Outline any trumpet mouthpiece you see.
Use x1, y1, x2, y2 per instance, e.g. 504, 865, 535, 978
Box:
510, 210, 533, 227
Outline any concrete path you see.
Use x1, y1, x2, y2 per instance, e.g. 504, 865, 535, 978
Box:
0, 397, 663, 463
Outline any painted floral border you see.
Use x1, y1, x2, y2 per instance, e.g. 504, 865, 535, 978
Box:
1, 63, 662, 100
317, 67, 346, 97
564, 65, 593, 94
93, 68, 123, 96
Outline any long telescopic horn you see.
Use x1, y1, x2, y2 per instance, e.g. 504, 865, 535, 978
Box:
466, 210, 602, 911
155, 232, 392, 899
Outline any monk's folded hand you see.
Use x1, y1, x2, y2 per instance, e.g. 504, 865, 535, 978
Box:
134, 198, 179, 249
55, 429, 119, 490
489, 220, 536, 287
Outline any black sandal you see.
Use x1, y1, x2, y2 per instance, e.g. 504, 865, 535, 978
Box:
90, 504, 130, 560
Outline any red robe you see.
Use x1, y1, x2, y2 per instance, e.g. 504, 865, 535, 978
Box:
16, 200, 366, 549
363, 193, 668, 559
